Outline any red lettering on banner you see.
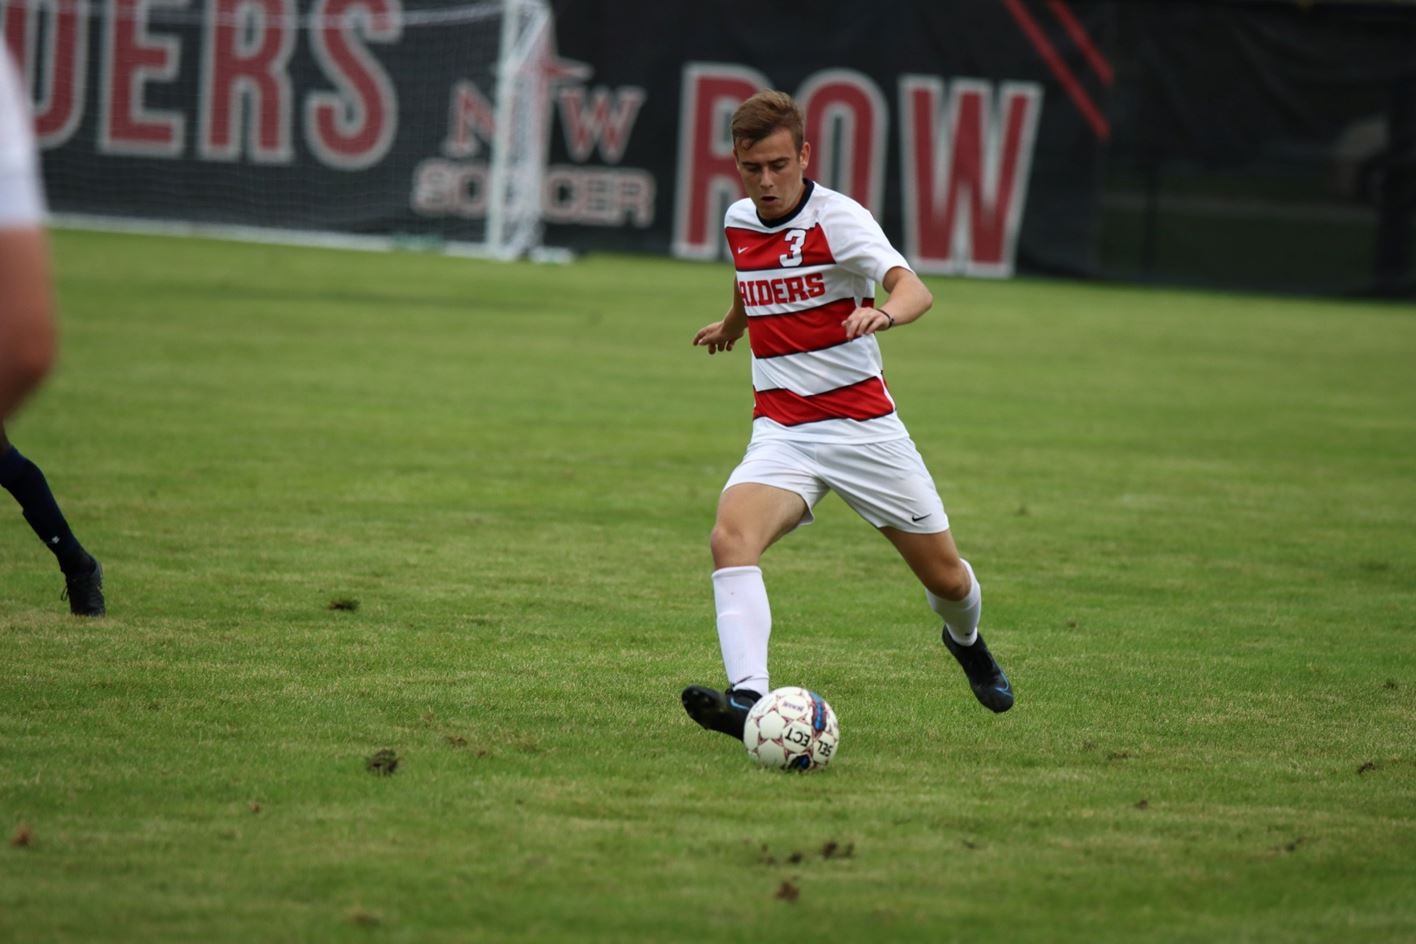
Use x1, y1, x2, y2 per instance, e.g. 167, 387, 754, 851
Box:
1, 5, 22, 55
557, 86, 644, 164
797, 69, 887, 217
4, 0, 88, 147
306, 0, 401, 170
899, 76, 1041, 277
671, 62, 767, 259
442, 80, 494, 159
100, 0, 189, 156
200, 0, 296, 162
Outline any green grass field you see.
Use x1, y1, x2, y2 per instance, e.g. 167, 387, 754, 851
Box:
2, 230, 1414, 943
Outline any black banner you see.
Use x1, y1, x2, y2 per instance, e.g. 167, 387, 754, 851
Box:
3, 0, 506, 238
5, 0, 1414, 294
542, 0, 1111, 278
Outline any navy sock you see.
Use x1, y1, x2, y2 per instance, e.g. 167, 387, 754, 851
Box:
0, 446, 91, 574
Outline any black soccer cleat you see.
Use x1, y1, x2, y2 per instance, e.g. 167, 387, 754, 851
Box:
681, 685, 762, 741
942, 629, 1013, 712
62, 556, 105, 617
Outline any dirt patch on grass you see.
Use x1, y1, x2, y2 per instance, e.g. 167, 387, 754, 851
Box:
349, 907, 381, 927
365, 749, 399, 775
757, 840, 855, 866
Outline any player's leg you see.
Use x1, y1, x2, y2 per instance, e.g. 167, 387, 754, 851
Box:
881, 525, 1011, 713
709, 481, 808, 687
0, 423, 105, 616
881, 526, 976, 640
820, 439, 1011, 712
683, 482, 809, 739
684, 441, 823, 741
709, 481, 809, 568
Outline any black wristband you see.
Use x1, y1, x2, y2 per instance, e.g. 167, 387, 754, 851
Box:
880, 309, 896, 329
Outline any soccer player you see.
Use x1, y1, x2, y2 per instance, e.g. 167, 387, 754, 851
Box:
681, 91, 1010, 741
0, 48, 104, 616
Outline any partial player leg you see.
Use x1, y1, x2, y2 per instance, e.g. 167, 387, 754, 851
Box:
882, 527, 1012, 712
682, 482, 808, 740
0, 425, 105, 616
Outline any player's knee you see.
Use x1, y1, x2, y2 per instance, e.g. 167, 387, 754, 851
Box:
709, 522, 743, 559
710, 522, 759, 568
927, 561, 972, 602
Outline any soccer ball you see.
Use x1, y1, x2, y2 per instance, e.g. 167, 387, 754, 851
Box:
742, 687, 839, 771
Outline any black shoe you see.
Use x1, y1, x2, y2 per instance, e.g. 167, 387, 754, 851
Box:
942, 629, 1012, 712
62, 557, 105, 617
681, 685, 762, 740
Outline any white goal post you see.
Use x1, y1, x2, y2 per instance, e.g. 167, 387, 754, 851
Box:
484, 0, 552, 260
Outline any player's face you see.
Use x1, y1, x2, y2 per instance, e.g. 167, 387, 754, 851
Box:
735, 128, 810, 221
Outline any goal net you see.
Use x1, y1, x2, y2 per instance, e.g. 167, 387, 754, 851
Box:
1, 0, 555, 258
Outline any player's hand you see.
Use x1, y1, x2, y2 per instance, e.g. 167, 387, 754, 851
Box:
841, 306, 893, 340
693, 320, 744, 355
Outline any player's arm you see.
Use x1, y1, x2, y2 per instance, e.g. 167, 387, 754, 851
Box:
842, 266, 933, 339
692, 281, 749, 355
0, 225, 56, 420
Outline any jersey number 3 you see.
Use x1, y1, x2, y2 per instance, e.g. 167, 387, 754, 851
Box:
778, 229, 806, 268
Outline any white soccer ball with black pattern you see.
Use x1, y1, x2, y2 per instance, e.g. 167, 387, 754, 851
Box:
742, 687, 839, 771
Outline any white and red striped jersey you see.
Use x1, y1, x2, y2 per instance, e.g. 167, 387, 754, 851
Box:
726, 180, 912, 444
0, 48, 44, 230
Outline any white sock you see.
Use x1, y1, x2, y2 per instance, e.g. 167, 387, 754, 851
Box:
928, 559, 981, 646
712, 565, 771, 695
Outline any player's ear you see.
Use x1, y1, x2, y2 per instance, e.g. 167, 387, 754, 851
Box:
799, 140, 811, 171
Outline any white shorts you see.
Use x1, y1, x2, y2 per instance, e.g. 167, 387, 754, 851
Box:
723, 437, 950, 534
